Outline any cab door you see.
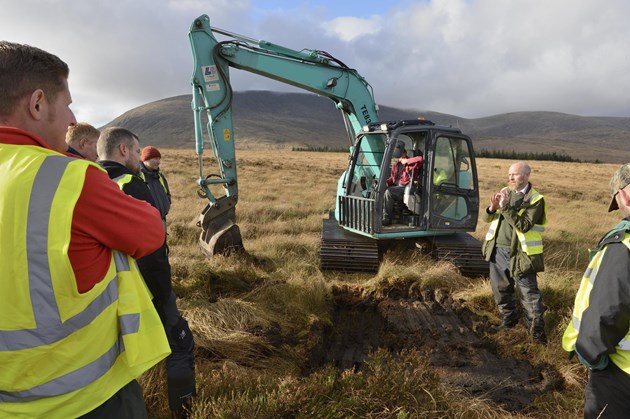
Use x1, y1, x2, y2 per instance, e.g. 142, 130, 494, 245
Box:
426, 134, 479, 231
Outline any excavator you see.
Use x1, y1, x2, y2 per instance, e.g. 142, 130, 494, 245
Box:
188, 15, 488, 277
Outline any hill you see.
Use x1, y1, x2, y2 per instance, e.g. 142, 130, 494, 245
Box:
104, 91, 630, 163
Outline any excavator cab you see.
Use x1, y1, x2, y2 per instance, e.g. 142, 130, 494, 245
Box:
337, 119, 479, 235
322, 119, 484, 274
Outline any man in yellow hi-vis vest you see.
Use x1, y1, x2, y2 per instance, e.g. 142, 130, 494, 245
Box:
563, 163, 630, 418
482, 161, 548, 344
0, 42, 170, 418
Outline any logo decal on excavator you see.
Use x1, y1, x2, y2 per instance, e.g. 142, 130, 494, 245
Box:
203, 65, 219, 82
361, 104, 372, 124
223, 128, 231, 142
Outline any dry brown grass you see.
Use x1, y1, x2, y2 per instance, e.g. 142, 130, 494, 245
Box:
141, 149, 624, 418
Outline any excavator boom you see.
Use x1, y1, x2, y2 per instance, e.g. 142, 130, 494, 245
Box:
189, 14, 379, 256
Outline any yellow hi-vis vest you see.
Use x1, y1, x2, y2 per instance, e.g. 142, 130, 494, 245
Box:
562, 233, 630, 374
0, 144, 170, 418
113, 173, 142, 190
140, 170, 168, 194
484, 188, 547, 255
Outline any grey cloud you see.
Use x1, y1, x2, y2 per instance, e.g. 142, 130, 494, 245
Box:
2, 0, 630, 125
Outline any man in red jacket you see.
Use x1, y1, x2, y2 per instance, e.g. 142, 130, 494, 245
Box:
382, 141, 423, 226
0, 41, 166, 418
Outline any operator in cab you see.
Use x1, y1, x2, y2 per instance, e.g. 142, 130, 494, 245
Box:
382, 141, 423, 226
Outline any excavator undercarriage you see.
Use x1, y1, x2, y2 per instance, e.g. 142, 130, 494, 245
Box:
320, 216, 488, 277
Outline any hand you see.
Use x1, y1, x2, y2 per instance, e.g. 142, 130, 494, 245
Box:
489, 192, 502, 212
498, 188, 509, 209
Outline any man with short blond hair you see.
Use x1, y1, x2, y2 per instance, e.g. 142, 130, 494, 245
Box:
66, 121, 100, 161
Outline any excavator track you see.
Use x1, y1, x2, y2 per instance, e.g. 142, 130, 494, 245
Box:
320, 218, 380, 272
424, 233, 489, 277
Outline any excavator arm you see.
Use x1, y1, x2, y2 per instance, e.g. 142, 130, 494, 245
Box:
188, 14, 381, 256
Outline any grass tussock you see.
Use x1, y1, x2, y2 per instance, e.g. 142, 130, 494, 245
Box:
140, 150, 628, 418
187, 349, 503, 419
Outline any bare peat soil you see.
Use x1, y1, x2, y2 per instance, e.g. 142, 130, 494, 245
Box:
309, 286, 563, 412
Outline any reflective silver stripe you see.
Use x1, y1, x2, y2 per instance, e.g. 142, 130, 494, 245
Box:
0, 279, 118, 351
584, 266, 594, 284
572, 315, 580, 330
0, 336, 124, 402
531, 226, 545, 232
27, 156, 68, 327
113, 250, 130, 271
585, 257, 601, 286
120, 313, 140, 335
526, 240, 543, 247
618, 338, 630, 350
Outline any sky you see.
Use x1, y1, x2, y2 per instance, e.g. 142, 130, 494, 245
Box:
3, 0, 630, 126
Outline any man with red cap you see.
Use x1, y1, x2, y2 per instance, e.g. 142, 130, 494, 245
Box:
140, 146, 171, 224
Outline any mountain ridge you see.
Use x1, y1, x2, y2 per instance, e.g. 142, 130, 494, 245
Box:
104, 91, 630, 163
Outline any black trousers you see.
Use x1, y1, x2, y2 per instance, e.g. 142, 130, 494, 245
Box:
585, 360, 630, 418
489, 247, 545, 335
78, 380, 147, 419
157, 291, 196, 413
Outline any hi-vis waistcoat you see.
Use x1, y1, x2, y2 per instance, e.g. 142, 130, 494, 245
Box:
562, 233, 630, 374
484, 188, 547, 255
140, 170, 168, 194
0, 144, 170, 418
113, 173, 140, 190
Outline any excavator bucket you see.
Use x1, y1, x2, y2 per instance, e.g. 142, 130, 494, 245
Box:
197, 195, 244, 257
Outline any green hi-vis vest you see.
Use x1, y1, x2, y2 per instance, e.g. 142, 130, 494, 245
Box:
113, 172, 143, 190
562, 232, 630, 374
484, 188, 547, 255
0, 144, 170, 418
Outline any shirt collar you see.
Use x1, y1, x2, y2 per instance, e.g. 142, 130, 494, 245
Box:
518, 183, 531, 195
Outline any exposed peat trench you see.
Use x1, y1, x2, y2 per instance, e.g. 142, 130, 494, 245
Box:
309, 286, 562, 412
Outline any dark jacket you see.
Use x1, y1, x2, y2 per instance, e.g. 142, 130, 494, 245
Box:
66, 145, 84, 159
482, 184, 546, 276
576, 219, 630, 366
98, 160, 172, 306
140, 163, 171, 220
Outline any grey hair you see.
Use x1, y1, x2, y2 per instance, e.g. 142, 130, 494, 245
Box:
97, 127, 139, 159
